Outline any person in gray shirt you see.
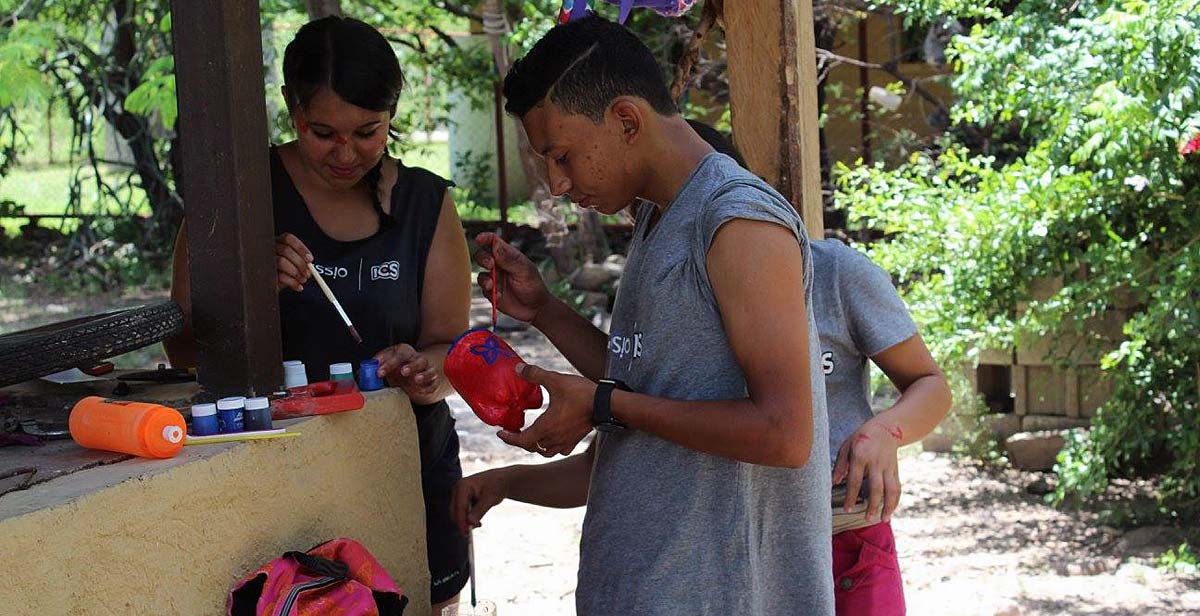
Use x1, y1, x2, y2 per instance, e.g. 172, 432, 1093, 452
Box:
453, 14, 834, 616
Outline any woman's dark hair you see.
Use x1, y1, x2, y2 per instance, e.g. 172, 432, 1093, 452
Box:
686, 119, 746, 168
283, 16, 404, 209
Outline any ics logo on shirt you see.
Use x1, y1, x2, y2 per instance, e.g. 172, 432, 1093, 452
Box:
371, 260, 400, 281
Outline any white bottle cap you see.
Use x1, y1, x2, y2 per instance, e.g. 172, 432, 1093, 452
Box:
283, 361, 308, 388
329, 362, 353, 376
217, 396, 246, 410
245, 397, 270, 411
191, 403, 217, 417
162, 425, 184, 444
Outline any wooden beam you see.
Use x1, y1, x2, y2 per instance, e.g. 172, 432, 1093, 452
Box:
723, 0, 825, 239
171, 0, 282, 396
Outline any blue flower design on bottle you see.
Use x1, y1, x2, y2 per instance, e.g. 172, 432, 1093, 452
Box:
470, 334, 517, 366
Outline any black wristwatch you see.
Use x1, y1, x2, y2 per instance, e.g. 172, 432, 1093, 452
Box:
592, 378, 630, 433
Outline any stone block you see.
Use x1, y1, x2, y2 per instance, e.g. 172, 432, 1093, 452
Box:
1004, 430, 1067, 471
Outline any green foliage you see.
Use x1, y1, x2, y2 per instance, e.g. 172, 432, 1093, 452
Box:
1159, 542, 1199, 575
124, 57, 177, 130
837, 0, 1200, 513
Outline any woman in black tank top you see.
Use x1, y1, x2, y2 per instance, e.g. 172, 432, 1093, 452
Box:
168, 17, 473, 611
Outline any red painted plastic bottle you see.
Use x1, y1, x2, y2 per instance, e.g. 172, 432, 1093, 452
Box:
69, 396, 187, 459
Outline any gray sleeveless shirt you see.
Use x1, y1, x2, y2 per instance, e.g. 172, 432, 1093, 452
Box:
576, 153, 834, 615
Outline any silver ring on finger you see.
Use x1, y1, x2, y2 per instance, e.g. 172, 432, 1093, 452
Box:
535, 441, 548, 453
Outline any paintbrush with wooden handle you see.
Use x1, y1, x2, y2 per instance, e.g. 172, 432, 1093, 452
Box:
307, 262, 362, 344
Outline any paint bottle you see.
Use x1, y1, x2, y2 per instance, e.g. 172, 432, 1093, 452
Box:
243, 396, 273, 431
216, 396, 246, 433
283, 360, 308, 390
358, 358, 385, 391
69, 396, 186, 459
190, 403, 220, 436
329, 362, 354, 382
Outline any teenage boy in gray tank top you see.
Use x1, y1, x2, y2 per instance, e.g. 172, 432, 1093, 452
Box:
451, 15, 833, 616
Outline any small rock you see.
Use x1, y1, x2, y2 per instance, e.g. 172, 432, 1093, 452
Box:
602, 261, 625, 278
604, 254, 627, 267
922, 432, 954, 453
1025, 477, 1053, 496
1004, 430, 1067, 471
1021, 415, 1091, 432
1116, 525, 1186, 556
569, 263, 619, 291
577, 291, 609, 314
987, 413, 1022, 440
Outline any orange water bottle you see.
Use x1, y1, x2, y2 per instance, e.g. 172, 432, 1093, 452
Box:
69, 396, 187, 459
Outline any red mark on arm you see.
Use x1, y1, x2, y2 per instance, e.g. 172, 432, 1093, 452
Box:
886, 425, 904, 441
855, 433, 871, 443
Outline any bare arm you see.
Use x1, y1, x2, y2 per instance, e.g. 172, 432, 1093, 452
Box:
868, 334, 952, 446
530, 297, 609, 382
474, 232, 608, 381
164, 222, 196, 368
403, 192, 471, 405
833, 333, 952, 522
450, 442, 595, 535
612, 219, 815, 466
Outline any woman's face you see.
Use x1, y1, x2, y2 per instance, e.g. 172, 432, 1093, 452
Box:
290, 87, 391, 190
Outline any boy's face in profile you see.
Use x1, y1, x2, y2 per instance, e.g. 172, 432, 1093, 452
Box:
520, 101, 641, 216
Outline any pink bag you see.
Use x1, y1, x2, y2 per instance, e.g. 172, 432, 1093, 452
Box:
228, 538, 407, 616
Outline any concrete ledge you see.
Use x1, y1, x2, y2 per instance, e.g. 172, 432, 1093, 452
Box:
0, 389, 430, 615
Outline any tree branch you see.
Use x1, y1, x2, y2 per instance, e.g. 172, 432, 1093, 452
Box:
429, 24, 460, 49
814, 47, 950, 116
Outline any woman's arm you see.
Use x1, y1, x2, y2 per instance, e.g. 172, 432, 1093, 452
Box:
164, 222, 197, 368
407, 190, 472, 405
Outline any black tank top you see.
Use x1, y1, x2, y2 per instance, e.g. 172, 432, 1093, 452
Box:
270, 146, 452, 385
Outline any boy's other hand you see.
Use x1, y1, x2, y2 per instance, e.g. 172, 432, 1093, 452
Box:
450, 468, 511, 536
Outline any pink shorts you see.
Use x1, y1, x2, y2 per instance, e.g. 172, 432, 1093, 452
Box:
832, 521, 906, 616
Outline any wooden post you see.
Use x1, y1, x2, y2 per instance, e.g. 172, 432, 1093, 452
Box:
723, 0, 825, 239
171, 0, 282, 396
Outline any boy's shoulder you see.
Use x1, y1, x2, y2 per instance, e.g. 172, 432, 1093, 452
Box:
691, 154, 802, 228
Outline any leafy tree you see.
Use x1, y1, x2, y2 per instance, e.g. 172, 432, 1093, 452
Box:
838, 0, 1200, 514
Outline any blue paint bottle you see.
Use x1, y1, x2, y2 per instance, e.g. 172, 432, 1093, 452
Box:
243, 396, 273, 431
216, 396, 245, 433
358, 358, 384, 391
190, 403, 219, 436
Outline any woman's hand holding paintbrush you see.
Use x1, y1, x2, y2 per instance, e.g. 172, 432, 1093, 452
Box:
274, 232, 314, 293
274, 232, 362, 343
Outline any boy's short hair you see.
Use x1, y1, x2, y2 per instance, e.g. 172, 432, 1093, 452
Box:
503, 15, 677, 122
